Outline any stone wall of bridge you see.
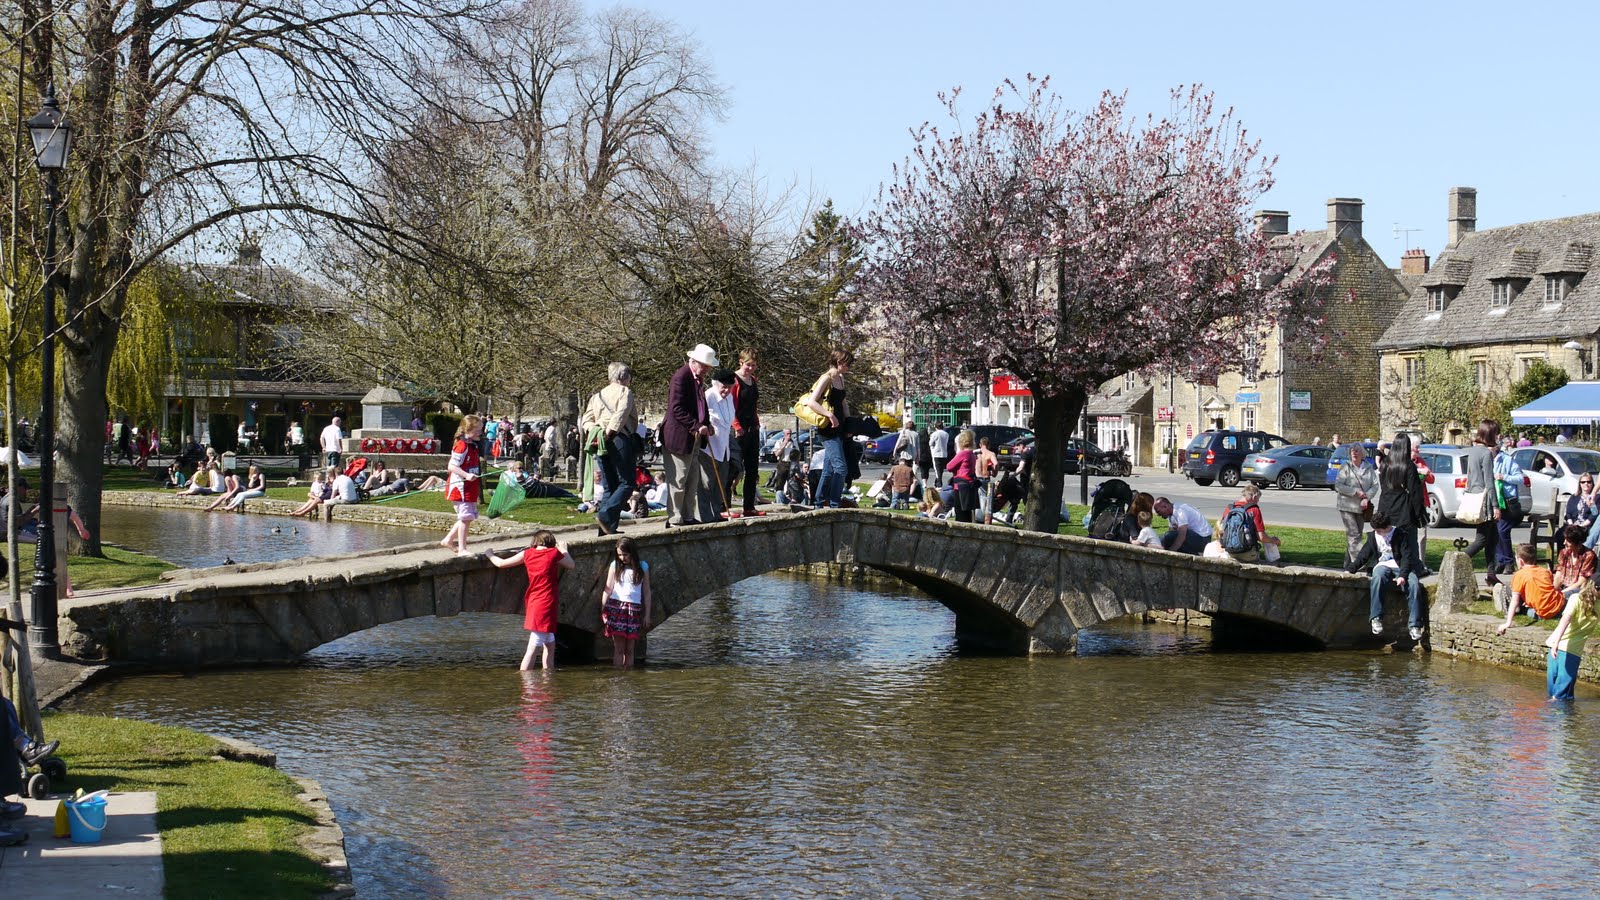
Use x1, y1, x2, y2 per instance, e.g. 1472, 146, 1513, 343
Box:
60, 509, 1379, 667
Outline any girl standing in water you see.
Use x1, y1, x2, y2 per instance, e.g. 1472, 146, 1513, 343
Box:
442, 414, 484, 555
600, 537, 652, 669
489, 530, 573, 671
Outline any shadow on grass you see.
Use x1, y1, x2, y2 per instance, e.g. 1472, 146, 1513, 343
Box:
161, 848, 331, 900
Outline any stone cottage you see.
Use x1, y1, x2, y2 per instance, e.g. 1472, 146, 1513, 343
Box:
1376, 187, 1600, 440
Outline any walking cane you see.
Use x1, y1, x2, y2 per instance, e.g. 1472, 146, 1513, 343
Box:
712, 445, 739, 519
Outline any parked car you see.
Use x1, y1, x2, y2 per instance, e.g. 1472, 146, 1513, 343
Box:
861, 434, 898, 464
1324, 441, 1383, 485
1242, 443, 1334, 490
1418, 444, 1534, 528
996, 435, 1116, 475
1181, 430, 1290, 487
1510, 444, 1600, 517
763, 430, 810, 462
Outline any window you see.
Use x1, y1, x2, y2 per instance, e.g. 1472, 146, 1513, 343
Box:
1546, 276, 1569, 305
1404, 356, 1425, 388
1492, 281, 1513, 307
1123, 373, 1136, 391
1521, 357, 1541, 377
1473, 359, 1488, 388
1242, 407, 1256, 431
1241, 342, 1260, 384
1428, 288, 1448, 313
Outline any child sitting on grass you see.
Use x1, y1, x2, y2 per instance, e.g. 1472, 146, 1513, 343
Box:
1544, 579, 1599, 701
1500, 543, 1566, 635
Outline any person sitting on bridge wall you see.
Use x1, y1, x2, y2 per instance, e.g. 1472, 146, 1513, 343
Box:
1346, 510, 1426, 641
1154, 497, 1211, 555
1500, 543, 1566, 636
1553, 525, 1596, 602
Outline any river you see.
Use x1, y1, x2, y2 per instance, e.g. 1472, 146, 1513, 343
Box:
64, 554, 1600, 897
98, 504, 439, 569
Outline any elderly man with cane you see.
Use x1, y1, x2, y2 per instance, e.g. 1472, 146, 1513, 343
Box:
663, 344, 717, 527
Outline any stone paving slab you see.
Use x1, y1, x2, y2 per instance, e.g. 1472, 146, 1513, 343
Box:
0, 792, 163, 897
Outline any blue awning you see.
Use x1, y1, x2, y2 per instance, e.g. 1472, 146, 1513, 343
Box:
1510, 381, 1600, 425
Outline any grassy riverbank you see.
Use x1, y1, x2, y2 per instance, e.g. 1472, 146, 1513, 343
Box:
2, 544, 176, 591
43, 712, 333, 899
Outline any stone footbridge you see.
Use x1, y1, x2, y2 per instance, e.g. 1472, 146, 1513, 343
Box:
60, 509, 1384, 667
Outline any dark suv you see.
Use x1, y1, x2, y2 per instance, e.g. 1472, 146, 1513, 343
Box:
1181, 430, 1290, 487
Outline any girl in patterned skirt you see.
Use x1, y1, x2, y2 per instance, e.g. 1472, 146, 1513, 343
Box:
601, 537, 652, 669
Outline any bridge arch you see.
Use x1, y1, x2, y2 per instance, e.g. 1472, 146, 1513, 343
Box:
60, 510, 1377, 668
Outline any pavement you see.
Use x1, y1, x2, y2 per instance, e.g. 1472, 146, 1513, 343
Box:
0, 792, 163, 898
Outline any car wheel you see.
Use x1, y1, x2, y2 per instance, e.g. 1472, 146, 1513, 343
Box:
1277, 470, 1298, 491
1220, 466, 1240, 487
1426, 492, 1444, 529
1194, 477, 1214, 487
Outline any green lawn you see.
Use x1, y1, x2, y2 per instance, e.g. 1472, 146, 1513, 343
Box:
43, 712, 333, 900
2, 543, 176, 591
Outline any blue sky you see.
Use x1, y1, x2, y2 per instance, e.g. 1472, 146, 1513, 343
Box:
640, 0, 1595, 266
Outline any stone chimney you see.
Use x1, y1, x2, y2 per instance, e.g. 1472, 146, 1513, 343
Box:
1447, 186, 1477, 248
235, 239, 262, 267
1327, 198, 1363, 242
1401, 248, 1430, 275
1254, 210, 1289, 237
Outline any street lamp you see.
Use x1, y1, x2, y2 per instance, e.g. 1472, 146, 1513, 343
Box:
26, 83, 73, 657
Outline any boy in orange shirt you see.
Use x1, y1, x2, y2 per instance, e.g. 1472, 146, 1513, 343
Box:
1500, 543, 1566, 635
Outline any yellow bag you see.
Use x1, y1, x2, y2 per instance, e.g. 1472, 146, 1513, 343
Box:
792, 393, 830, 429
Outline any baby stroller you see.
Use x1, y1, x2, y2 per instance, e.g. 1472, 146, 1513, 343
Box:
1087, 478, 1134, 539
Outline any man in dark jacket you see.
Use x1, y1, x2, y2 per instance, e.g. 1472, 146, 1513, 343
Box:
732, 349, 763, 515
662, 344, 717, 526
1346, 511, 1427, 641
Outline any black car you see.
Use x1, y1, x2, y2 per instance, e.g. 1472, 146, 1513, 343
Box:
1181, 429, 1290, 487
997, 435, 1105, 475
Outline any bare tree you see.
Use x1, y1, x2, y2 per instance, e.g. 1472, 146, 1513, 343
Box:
1, 0, 502, 554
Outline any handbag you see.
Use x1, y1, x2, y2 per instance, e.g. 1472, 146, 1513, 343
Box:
792, 393, 830, 429
1456, 490, 1488, 525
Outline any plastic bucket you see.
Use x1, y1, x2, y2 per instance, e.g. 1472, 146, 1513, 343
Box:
67, 796, 108, 844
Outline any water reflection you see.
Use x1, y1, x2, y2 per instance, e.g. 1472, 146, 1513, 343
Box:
65, 574, 1600, 898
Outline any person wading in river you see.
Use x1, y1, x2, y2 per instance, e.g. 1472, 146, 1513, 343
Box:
489, 530, 572, 671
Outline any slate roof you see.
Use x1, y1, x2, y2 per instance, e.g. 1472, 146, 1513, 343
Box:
1376, 212, 1600, 351
1089, 376, 1155, 415
184, 260, 338, 311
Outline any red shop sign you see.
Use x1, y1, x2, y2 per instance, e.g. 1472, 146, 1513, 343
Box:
991, 376, 1030, 397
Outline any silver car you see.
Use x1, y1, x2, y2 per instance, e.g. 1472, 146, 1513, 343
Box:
1241, 443, 1334, 491
1419, 444, 1534, 527
1509, 444, 1600, 516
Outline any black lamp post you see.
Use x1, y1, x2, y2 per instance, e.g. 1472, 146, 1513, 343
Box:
25, 83, 73, 657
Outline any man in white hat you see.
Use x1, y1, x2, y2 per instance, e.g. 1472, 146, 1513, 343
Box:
662, 343, 717, 525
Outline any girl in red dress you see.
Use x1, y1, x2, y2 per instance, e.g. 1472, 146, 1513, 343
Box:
489, 530, 573, 670
441, 414, 484, 555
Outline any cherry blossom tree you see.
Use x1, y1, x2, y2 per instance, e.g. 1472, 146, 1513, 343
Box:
854, 79, 1336, 532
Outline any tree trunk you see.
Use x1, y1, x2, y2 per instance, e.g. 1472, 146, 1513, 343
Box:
58, 326, 116, 557
1023, 387, 1086, 534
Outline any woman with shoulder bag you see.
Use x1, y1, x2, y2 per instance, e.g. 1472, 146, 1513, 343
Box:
1491, 430, 1525, 576
806, 349, 853, 508
1333, 443, 1380, 567
1461, 420, 1505, 583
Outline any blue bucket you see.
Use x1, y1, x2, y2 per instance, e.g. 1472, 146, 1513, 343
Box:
67, 796, 108, 844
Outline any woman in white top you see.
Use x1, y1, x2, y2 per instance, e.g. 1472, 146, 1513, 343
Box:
224, 464, 268, 511
600, 537, 653, 669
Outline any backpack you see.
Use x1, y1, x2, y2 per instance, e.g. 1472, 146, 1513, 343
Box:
1221, 505, 1259, 554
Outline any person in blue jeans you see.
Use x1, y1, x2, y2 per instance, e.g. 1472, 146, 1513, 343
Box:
1346, 510, 1427, 641
804, 349, 853, 508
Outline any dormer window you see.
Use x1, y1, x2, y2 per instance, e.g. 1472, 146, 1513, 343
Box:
1427, 287, 1452, 313
1492, 281, 1515, 307
1545, 275, 1572, 306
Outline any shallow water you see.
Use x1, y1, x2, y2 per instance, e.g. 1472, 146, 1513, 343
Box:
65, 573, 1600, 898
